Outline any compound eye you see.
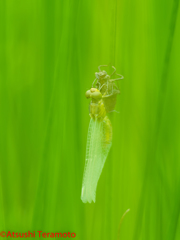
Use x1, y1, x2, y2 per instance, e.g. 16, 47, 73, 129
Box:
91, 91, 102, 100
85, 90, 91, 98
102, 70, 107, 75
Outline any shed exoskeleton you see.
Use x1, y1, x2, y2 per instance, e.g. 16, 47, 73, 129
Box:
92, 65, 123, 113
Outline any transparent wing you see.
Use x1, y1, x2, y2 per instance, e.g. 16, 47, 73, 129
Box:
81, 117, 112, 203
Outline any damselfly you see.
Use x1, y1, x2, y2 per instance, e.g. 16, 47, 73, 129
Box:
81, 88, 112, 203
81, 67, 123, 203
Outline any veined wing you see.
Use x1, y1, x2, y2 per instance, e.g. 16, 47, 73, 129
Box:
81, 117, 112, 203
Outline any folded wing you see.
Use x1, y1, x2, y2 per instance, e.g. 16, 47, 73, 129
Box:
81, 117, 112, 203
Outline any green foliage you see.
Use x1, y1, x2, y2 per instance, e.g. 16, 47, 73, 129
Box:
0, 0, 180, 239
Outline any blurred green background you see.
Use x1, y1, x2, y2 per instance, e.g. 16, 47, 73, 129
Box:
0, 0, 180, 239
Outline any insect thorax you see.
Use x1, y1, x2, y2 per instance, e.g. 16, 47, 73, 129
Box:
89, 99, 106, 121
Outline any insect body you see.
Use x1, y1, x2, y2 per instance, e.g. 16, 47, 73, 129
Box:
81, 67, 123, 203
81, 88, 112, 203
92, 65, 123, 113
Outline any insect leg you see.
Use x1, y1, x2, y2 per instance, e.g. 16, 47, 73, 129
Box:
99, 83, 107, 92
110, 73, 123, 93
109, 74, 123, 91
111, 80, 113, 93
109, 76, 124, 82
110, 66, 116, 77
117, 81, 120, 91
98, 65, 108, 71
116, 73, 124, 79
92, 78, 97, 87
107, 80, 109, 94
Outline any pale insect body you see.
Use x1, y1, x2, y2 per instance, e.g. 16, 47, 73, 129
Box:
81, 88, 112, 203
81, 66, 123, 203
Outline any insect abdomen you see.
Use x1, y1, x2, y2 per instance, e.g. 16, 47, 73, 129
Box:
102, 116, 112, 146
